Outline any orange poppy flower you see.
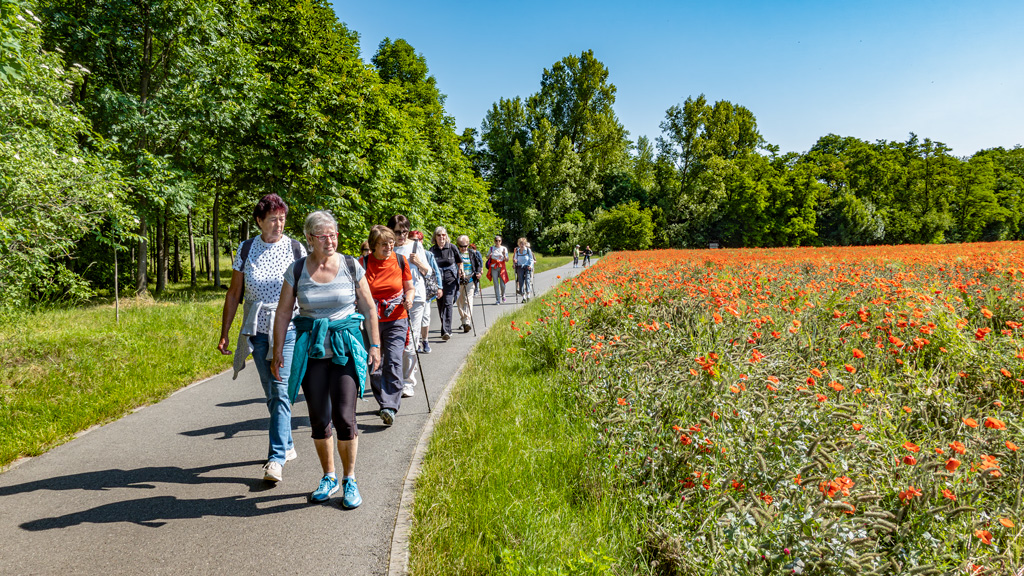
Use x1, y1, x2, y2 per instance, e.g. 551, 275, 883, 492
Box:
949, 441, 966, 454
1008, 440, 1019, 452
898, 485, 922, 504
962, 417, 978, 428
942, 489, 957, 501
1000, 368, 1012, 378
616, 398, 628, 406
829, 381, 845, 391
945, 458, 961, 472
999, 518, 1015, 528
815, 393, 828, 403
852, 423, 863, 431
902, 455, 917, 466
984, 417, 1006, 430
844, 364, 856, 373
903, 441, 920, 453
852, 348, 866, 359
974, 530, 993, 545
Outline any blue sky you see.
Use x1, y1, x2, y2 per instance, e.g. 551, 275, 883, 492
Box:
331, 0, 1024, 157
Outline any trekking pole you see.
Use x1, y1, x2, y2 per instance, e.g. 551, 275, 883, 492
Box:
515, 266, 520, 304
476, 280, 487, 327
468, 285, 478, 337
413, 340, 432, 413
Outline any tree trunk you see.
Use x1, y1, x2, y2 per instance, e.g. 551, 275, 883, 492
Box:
188, 210, 197, 288
155, 208, 166, 294
213, 189, 223, 288
135, 210, 148, 295
204, 218, 212, 281
173, 230, 181, 283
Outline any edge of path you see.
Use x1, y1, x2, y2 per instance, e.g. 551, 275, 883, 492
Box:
385, 261, 591, 576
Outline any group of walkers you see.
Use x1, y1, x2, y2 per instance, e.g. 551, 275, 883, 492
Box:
216, 194, 537, 510
572, 244, 592, 268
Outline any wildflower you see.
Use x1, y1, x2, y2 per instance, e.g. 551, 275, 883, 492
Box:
1000, 368, 1012, 378
852, 423, 863, 431
810, 368, 822, 378
902, 455, 917, 466
999, 518, 1014, 528
898, 485, 922, 504
567, 347, 577, 353
815, 393, 828, 403
942, 489, 957, 501
844, 364, 856, 373
616, 398, 628, 406
984, 417, 1006, 430
962, 417, 978, 428
974, 530, 993, 545
829, 381, 844, 391
1007, 440, 1018, 451
902, 406, 912, 414
981, 307, 993, 318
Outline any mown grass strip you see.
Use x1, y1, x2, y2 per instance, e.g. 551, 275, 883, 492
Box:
476, 255, 573, 291
409, 295, 643, 575
0, 293, 235, 468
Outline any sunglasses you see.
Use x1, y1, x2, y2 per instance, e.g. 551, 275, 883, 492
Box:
458, 243, 469, 248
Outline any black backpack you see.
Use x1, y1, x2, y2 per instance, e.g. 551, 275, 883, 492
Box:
238, 237, 304, 303
292, 254, 358, 287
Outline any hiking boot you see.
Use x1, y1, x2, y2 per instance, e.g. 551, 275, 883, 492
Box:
341, 477, 362, 509
380, 408, 395, 426
311, 475, 338, 502
401, 385, 415, 398
421, 341, 432, 354
262, 461, 283, 483
285, 448, 297, 462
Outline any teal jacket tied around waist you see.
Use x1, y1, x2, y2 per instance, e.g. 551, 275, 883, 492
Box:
288, 314, 368, 403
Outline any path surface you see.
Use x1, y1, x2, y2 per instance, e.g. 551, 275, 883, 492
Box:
0, 262, 588, 575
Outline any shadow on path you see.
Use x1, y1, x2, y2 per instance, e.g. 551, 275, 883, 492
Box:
0, 460, 262, 497
180, 417, 310, 440
20, 492, 309, 530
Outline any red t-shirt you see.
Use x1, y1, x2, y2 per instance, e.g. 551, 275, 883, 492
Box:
363, 253, 412, 322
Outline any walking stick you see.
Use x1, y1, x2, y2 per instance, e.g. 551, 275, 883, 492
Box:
466, 281, 478, 337
476, 280, 488, 327
413, 334, 432, 413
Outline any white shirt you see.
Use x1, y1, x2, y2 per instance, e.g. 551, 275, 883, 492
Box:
488, 245, 508, 262
232, 235, 306, 334
394, 240, 426, 302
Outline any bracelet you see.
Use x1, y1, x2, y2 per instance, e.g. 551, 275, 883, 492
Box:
370, 344, 380, 348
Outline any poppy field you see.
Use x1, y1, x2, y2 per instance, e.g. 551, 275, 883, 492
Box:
517, 244, 1023, 575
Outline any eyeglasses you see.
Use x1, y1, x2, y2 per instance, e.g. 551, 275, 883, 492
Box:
458, 243, 469, 248
436, 233, 448, 238
310, 232, 338, 242
394, 230, 409, 236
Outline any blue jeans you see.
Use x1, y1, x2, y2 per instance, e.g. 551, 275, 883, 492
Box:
250, 330, 295, 464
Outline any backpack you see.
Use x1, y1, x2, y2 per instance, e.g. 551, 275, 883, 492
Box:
412, 242, 441, 296
239, 237, 304, 303
292, 254, 358, 288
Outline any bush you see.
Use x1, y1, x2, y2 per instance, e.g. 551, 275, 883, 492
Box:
592, 201, 653, 251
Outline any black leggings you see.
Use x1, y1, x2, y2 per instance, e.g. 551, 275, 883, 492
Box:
302, 357, 358, 441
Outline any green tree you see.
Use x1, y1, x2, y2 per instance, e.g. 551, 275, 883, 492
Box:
593, 201, 654, 251
0, 14, 129, 310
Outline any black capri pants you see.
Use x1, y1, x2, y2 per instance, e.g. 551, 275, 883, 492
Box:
302, 357, 359, 441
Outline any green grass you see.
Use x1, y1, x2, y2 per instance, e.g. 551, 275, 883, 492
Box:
0, 261, 238, 468
409, 298, 645, 575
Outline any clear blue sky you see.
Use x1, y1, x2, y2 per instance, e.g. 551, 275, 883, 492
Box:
331, 0, 1024, 157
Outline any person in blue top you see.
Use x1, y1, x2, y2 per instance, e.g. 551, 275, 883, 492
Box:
513, 237, 535, 302
272, 211, 381, 510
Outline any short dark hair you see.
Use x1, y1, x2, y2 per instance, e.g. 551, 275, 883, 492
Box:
387, 214, 410, 232
253, 194, 288, 222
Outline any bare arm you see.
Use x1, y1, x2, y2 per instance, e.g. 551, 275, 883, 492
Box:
217, 270, 245, 354
355, 276, 382, 372
270, 279, 298, 381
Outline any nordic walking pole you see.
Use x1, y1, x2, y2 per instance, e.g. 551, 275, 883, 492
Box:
412, 324, 433, 413
476, 280, 487, 327
467, 281, 478, 337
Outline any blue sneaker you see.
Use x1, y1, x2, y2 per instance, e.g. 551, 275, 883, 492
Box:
341, 477, 362, 509
421, 341, 431, 354
380, 408, 395, 426
311, 475, 338, 502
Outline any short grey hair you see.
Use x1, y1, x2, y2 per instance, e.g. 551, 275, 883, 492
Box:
457, 234, 469, 244
433, 226, 448, 240
304, 211, 337, 237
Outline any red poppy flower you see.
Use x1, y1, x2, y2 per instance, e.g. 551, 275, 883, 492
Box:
974, 530, 993, 545
962, 417, 978, 428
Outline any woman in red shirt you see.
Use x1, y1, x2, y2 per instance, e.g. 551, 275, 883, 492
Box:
362, 225, 415, 426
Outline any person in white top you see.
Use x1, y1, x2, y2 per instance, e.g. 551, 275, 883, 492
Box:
487, 235, 509, 303
217, 193, 306, 484
387, 214, 435, 398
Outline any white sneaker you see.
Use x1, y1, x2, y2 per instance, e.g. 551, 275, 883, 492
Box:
401, 385, 415, 398
263, 461, 283, 483
285, 448, 297, 462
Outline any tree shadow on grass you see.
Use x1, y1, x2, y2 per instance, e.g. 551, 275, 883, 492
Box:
20, 491, 310, 530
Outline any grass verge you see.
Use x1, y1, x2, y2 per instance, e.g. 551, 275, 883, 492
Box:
409, 295, 645, 575
477, 255, 574, 291
0, 286, 235, 469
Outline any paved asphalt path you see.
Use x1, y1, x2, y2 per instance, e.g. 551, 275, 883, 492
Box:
0, 262, 589, 575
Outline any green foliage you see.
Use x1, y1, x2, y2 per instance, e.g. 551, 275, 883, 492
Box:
0, 16, 129, 311
593, 202, 653, 251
